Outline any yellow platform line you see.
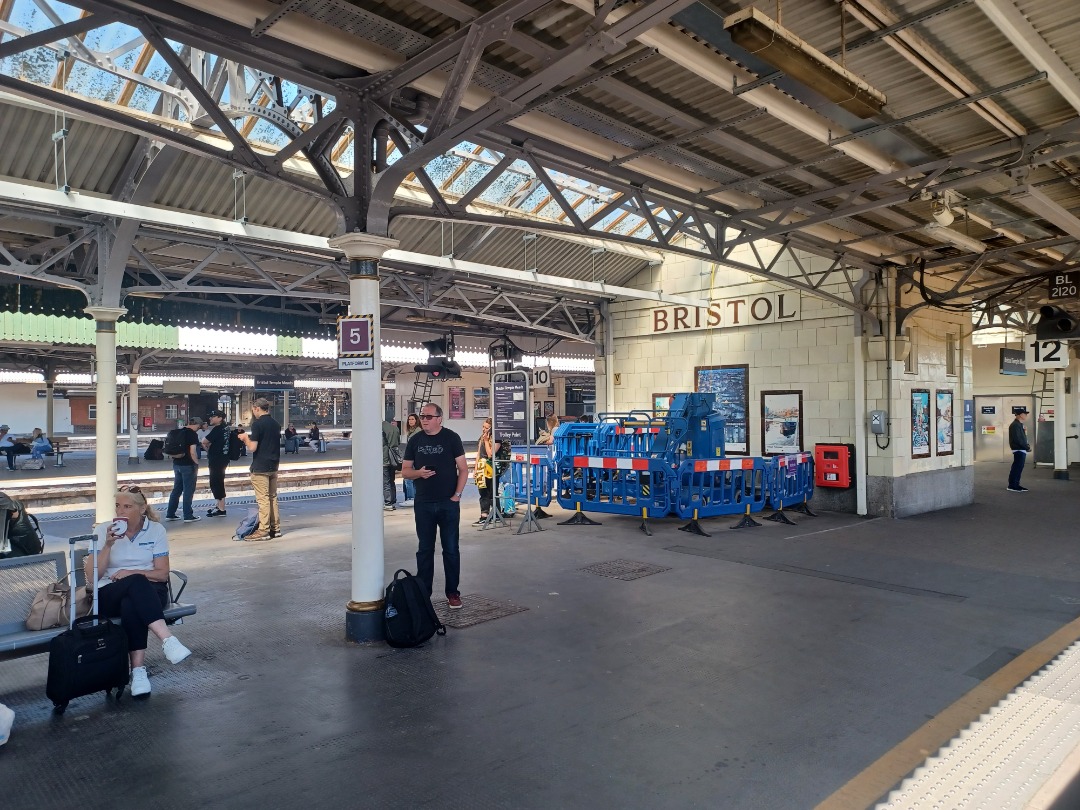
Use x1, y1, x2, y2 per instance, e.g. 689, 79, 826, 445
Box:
816, 614, 1080, 810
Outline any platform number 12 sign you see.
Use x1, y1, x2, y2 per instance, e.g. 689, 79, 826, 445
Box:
1025, 335, 1070, 369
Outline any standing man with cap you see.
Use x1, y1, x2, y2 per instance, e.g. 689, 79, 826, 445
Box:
237, 398, 282, 541
401, 403, 469, 609
165, 416, 202, 522
1008, 407, 1032, 492
202, 410, 230, 517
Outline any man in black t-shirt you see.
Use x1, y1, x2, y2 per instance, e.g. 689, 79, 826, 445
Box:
165, 417, 201, 522
402, 403, 469, 608
202, 410, 230, 517
238, 398, 282, 541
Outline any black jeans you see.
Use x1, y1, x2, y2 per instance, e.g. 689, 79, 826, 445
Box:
383, 465, 397, 506
414, 499, 460, 597
1008, 450, 1027, 488
208, 462, 228, 501
478, 477, 493, 516
97, 574, 168, 652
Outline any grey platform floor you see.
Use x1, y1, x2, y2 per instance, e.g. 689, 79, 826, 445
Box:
3, 461, 1080, 809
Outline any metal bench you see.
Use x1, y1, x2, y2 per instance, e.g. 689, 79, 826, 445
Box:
51, 437, 68, 467
0, 537, 195, 661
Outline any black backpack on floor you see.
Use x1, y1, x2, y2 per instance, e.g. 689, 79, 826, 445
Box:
144, 439, 164, 461
383, 569, 446, 648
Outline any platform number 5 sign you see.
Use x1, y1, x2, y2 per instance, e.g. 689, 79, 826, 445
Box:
1025, 335, 1070, 369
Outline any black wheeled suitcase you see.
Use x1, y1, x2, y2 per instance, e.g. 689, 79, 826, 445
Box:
46, 533, 129, 714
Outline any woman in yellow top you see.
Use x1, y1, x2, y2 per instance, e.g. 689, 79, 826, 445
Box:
474, 418, 494, 524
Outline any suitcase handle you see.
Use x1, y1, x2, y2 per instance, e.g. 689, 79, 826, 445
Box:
72, 614, 111, 629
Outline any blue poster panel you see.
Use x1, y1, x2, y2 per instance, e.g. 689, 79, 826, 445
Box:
694, 364, 749, 455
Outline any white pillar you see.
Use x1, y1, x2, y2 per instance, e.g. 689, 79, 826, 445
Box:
85, 306, 126, 522
329, 233, 398, 643
1055, 367, 1069, 480
283, 389, 290, 429
128, 373, 140, 464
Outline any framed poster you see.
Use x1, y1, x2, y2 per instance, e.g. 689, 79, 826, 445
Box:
911, 388, 931, 459
652, 393, 675, 416
935, 390, 954, 456
695, 364, 749, 454
761, 391, 803, 456
543, 400, 555, 418
472, 387, 490, 418
448, 386, 465, 419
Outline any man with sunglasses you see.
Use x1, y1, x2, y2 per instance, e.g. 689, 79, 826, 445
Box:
401, 404, 469, 609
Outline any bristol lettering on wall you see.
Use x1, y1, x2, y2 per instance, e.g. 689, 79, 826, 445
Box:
651, 292, 801, 334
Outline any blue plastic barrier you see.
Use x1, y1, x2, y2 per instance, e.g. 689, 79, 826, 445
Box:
767, 453, 815, 509
673, 457, 769, 519
509, 445, 556, 507
556, 454, 673, 519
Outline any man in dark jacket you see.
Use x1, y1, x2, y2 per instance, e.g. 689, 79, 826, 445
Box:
383, 419, 401, 511
1008, 407, 1031, 492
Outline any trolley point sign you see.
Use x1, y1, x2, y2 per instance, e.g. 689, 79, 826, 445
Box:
650, 292, 801, 334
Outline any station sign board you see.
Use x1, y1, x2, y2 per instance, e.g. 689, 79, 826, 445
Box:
1024, 335, 1070, 370
253, 376, 295, 390
338, 315, 374, 372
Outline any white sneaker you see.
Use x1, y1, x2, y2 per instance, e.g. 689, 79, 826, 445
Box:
0, 702, 14, 745
163, 636, 191, 664
130, 666, 151, 697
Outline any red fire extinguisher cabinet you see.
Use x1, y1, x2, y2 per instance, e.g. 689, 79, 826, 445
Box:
814, 443, 855, 489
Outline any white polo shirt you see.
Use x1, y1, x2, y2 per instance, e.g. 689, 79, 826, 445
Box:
94, 518, 169, 577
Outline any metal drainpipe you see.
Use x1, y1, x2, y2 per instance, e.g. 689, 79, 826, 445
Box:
851, 271, 875, 517
601, 301, 615, 414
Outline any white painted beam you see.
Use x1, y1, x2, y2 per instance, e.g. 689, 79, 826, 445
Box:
974, 0, 1080, 115
0, 179, 707, 306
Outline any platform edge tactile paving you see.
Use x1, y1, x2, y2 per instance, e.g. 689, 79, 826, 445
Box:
579, 559, 672, 581
431, 594, 528, 628
876, 639, 1080, 809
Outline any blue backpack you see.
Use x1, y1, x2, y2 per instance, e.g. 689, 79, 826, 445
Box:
233, 510, 259, 541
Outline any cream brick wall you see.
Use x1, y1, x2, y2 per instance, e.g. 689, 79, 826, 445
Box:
608, 252, 856, 454
863, 307, 972, 478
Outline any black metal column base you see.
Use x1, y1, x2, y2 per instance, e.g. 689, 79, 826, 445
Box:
639, 519, 652, 536
730, 513, 762, 530
533, 506, 551, 519
790, 502, 818, 517
345, 607, 385, 644
766, 510, 797, 525
559, 510, 601, 526
678, 518, 711, 537
1054, 470, 1070, 480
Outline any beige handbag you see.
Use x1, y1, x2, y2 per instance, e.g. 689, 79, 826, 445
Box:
25, 579, 92, 631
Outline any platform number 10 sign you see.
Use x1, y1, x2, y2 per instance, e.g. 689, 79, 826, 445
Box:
1025, 335, 1070, 369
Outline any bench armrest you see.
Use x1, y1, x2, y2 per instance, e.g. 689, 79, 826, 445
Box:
170, 569, 188, 604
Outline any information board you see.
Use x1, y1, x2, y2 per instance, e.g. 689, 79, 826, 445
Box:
493, 378, 529, 443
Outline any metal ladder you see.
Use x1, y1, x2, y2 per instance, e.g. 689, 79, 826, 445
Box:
1033, 369, 1054, 467
411, 373, 434, 408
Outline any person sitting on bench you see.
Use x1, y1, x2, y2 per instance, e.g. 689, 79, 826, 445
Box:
29, 428, 51, 460
85, 485, 193, 698
0, 426, 30, 471
306, 422, 322, 449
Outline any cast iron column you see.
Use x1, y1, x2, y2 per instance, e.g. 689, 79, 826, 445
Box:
1054, 367, 1069, 479
128, 373, 140, 464
329, 233, 398, 643
84, 306, 127, 522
